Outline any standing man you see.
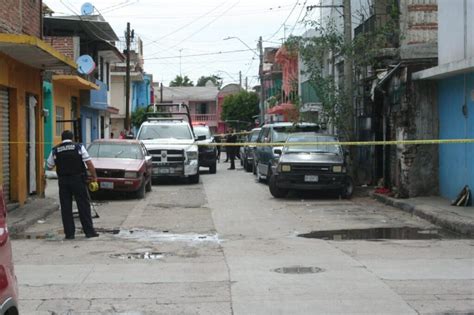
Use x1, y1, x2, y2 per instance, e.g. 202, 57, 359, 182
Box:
226, 128, 238, 170
47, 130, 99, 240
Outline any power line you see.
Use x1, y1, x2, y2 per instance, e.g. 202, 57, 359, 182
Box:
265, 0, 300, 41
144, 49, 254, 60
146, 1, 241, 58
289, 0, 308, 36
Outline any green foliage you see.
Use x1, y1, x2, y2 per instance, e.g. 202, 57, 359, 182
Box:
169, 75, 194, 87
196, 75, 223, 88
131, 107, 150, 128
221, 90, 259, 127
286, 5, 400, 139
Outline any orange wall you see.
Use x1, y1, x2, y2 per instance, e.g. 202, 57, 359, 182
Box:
0, 52, 44, 204
52, 82, 80, 145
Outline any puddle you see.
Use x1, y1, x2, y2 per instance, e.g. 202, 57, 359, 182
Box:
298, 227, 462, 240
95, 228, 120, 235
115, 229, 221, 244
274, 266, 324, 274
111, 252, 164, 260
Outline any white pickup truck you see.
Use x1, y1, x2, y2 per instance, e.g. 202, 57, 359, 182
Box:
136, 105, 204, 184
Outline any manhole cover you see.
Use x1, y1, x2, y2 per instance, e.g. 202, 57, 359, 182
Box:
298, 227, 463, 240
274, 266, 324, 274
110, 252, 164, 260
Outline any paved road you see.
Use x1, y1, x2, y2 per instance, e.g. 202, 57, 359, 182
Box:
12, 161, 474, 314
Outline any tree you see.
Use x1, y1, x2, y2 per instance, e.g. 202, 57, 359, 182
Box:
169, 75, 194, 87
131, 107, 149, 128
196, 75, 223, 88
221, 90, 259, 129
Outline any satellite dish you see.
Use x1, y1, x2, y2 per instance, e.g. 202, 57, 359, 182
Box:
81, 2, 94, 15
76, 55, 96, 75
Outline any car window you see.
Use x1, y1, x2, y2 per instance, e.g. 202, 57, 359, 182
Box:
285, 135, 342, 155
194, 126, 211, 139
138, 124, 193, 140
271, 125, 319, 143
262, 128, 271, 143
256, 128, 267, 143
250, 131, 260, 142
88, 143, 144, 159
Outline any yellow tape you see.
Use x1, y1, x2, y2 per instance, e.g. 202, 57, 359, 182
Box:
1, 138, 473, 147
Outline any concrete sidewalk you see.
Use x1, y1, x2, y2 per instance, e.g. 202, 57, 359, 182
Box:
371, 193, 474, 236
7, 179, 60, 238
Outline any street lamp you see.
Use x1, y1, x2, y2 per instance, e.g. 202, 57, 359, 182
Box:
223, 36, 259, 58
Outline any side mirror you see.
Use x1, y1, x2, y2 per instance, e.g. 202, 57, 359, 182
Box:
196, 135, 206, 141
274, 149, 282, 156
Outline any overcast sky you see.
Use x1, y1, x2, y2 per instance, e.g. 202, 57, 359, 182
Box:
43, 0, 318, 87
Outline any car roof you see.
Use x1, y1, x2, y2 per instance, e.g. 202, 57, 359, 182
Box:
251, 127, 262, 132
261, 122, 318, 127
287, 132, 338, 138
91, 139, 141, 144
142, 120, 189, 125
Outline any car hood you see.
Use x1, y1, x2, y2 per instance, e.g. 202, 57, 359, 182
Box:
279, 152, 344, 164
141, 138, 197, 151
196, 138, 213, 145
91, 158, 143, 171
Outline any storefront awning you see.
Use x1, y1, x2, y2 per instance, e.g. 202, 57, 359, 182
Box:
53, 75, 99, 90
0, 34, 76, 70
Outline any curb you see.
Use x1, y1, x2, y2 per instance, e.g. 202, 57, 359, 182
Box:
370, 192, 474, 237
8, 197, 60, 238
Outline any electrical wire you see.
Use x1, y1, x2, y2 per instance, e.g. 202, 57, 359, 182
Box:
289, 0, 308, 37
144, 49, 254, 60
265, 0, 300, 41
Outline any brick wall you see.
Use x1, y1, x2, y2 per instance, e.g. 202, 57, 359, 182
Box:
0, 0, 41, 37
43, 36, 75, 59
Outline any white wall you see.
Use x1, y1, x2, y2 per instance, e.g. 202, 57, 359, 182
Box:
438, 0, 473, 64
111, 76, 127, 115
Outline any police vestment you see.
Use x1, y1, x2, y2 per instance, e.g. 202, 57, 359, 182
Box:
49, 141, 96, 238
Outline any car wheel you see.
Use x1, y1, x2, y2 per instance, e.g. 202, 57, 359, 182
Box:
341, 176, 354, 199
145, 176, 152, 192
136, 182, 146, 199
269, 175, 288, 198
189, 172, 200, 184
209, 162, 217, 174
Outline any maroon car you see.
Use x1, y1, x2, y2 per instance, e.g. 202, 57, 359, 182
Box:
0, 187, 19, 315
87, 140, 153, 198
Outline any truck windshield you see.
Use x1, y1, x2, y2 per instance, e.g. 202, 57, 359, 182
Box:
138, 124, 193, 140
285, 134, 342, 155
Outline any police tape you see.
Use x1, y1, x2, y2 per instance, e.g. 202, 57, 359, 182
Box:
1, 138, 473, 147
200, 138, 474, 147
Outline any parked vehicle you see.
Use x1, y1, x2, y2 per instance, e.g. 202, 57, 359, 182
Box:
254, 122, 320, 182
193, 124, 218, 174
87, 139, 153, 198
240, 128, 261, 172
137, 104, 205, 184
0, 187, 19, 315
269, 132, 353, 198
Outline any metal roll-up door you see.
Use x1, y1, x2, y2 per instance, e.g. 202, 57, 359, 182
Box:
0, 88, 10, 202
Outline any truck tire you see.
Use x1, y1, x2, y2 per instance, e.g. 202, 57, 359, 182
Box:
189, 172, 200, 184
209, 162, 217, 174
269, 175, 288, 198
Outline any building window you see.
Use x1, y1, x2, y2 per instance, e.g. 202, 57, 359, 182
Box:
56, 106, 65, 136
198, 103, 208, 114
106, 62, 110, 91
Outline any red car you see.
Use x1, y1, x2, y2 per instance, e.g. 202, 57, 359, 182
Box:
0, 187, 19, 315
87, 140, 153, 198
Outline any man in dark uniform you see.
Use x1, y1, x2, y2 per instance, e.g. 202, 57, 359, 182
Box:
226, 128, 238, 170
47, 130, 99, 240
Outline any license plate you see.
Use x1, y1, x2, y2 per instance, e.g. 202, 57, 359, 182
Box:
154, 168, 170, 174
100, 181, 114, 189
304, 175, 319, 182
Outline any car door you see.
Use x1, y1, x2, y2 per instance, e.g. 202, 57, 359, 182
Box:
257, 127, 271, 175
141, 143, 152, 177
255, 127, 266, 169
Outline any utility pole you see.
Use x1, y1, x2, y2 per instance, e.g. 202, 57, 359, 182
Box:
245, 76, 248, 90
160, 82, 163, 103
343, 0, 353, 138
258, 36, 264, 125
124, 22, 133, 131
239, 71, 242, 88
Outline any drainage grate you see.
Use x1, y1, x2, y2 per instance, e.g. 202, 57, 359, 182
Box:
110, 252, 164, 260
274, 266, 324, 274
298, 227, 462, 240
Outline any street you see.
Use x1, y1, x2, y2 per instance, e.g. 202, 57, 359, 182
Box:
11, 161, 473, 315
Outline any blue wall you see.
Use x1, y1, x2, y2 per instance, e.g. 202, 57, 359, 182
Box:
438, 73, 474, 199
132, 74, 151, 112
43, 82, 54, 160
80, 106, 99, 145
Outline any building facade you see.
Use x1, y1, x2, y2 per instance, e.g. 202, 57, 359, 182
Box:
413, 0, 474, 200
0, 1, 76, 204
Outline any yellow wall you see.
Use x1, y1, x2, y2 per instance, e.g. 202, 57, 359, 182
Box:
0, 52, 44, 204
52, 81, 80, 145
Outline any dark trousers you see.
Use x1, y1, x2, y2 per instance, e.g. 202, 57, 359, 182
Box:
228, 150, 236, 169
58, 175, 95, 237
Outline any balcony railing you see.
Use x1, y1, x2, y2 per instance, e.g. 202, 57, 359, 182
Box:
191, 114, 218, 125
